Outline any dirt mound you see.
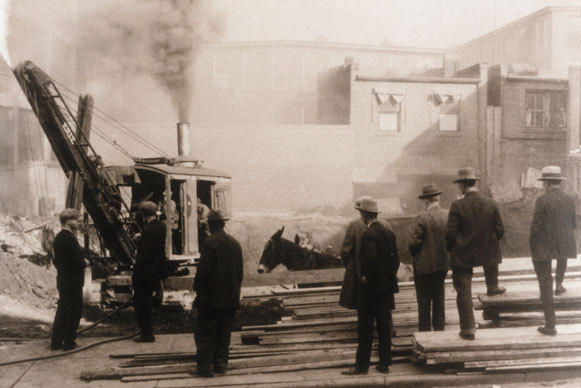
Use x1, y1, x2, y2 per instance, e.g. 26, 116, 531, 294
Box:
0, 252, 57, 312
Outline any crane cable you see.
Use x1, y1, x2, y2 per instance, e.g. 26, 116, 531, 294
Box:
54, 79, 171, 159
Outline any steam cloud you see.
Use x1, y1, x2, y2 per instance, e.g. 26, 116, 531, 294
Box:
81, 0, 223, 121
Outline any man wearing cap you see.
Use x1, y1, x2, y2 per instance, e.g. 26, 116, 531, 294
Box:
339, 197, 367, 310
132, 201, 167, 343
51, 208, 86, 351
530, 166, 576, 336
409, 184, 449, 332
343, 196, 399, 375
193, 209, 243, 377
446, 167, 505, 340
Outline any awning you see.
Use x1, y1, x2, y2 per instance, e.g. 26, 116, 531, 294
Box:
375, 91, 403, 105
431, 91, 462, 106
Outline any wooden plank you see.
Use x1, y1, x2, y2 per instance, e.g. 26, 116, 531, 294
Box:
466, 355, 581, 369
486, 361, 581, 372
424, 346, 581, 365
413, 324, 581, 352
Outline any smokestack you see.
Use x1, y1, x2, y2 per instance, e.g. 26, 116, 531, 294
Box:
176, 122, 198, 168
177, 122, 190, 157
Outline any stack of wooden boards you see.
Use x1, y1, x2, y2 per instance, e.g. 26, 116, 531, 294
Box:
413, 324, 581, 373
80, 260, 581, 384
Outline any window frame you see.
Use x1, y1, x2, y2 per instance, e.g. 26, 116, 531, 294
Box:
525, 90, 567, 130
374, 91, 403, 134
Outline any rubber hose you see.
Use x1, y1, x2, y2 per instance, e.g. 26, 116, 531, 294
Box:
0, 332, 139, 367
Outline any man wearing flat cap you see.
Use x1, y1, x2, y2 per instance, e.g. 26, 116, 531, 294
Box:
132, 200, 168, 343
446, 167, 505, 340
409, 184, 449, 332
193, 209, 243, 377
530, 166, 577, 336
343, 196, 399, 376
51, 208, 86, 351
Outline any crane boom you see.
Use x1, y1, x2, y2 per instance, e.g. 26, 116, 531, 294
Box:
13, 60, 137, 266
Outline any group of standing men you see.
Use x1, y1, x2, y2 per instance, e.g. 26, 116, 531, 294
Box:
338, 165, 576, 375
49, 198, 244, 379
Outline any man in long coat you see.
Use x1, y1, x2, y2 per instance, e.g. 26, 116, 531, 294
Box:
446, 167, 505, 340
343, 196, 399, 375
193, 210, 244, 377
339, 197, 367, 310
51, 208, 86, 351
132, 201, 167, 343
409, 184, 449, 332
530, 166, 577, 336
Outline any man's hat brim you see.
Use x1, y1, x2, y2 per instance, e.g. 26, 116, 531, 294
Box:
453, 178, 480, 183
418, 190, 442, 199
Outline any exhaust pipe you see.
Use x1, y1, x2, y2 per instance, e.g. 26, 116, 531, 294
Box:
176, 122, 197, 168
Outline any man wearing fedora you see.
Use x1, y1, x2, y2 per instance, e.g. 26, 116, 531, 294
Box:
409, 184, 450, 332
446, 167, 505, 340
530, 166, 576, 336
343, 196, 399, 375
193, 209, 243, 377
339, 197, 369, 310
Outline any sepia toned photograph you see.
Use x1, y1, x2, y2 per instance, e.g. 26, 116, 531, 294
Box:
2, 0, 581, 387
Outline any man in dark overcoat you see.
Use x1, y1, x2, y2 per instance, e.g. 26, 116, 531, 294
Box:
446, 167, 505, 340
51, 208, 86, 351
409, 184, 449, 332
530, 166, 577, 336
339, 197, 367, 310
342, 197, 399, 375
193, 210, 243, 377
132, 201, 167, 343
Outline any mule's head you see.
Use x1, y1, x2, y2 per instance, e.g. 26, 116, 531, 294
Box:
258, 226, 284, 273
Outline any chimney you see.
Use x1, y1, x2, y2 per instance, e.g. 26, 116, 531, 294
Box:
176, 122, 199, 168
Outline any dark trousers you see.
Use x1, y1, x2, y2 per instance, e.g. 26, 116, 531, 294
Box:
355, 291, 392, 371
133, 276, 156, 337
452, 266, 475, 335
556, 258, 568, 285
51, 286, 83, 347
533, 260, 556, 329
414, 270, 447, 331
483, 263, 500, 291
194, 307, 236, 373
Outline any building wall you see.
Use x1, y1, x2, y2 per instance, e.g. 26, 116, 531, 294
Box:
191, 42, 444, 126
349, 69, 482, 213
456, 7, 581, 76
189, 123, 354, 212
488, 65, 569, 201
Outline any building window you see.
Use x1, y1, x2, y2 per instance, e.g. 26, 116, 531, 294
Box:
213, 52, 234, 90
525, 91, 566, 129
431, 93, 461, 132
375, 92, 402, 132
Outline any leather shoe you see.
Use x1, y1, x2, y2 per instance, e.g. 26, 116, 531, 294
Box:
134, 335, 156, 343
214, 365, 226, 375
62, 342, 78, 351
537, 326, 557, 336
50, 343, 63, 351
197, 369, 214, 378
555, 284, 567, 295
342, 368, 368, 376
375, 364, 389, 374
487, 287, 507, 296
459, 331, 475, 341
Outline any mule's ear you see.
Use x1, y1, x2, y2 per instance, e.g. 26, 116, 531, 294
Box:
294, 234, 300, 244
274, 226, 285, 239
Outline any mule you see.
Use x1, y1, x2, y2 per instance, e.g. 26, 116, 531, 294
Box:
257, 226, 343, 273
